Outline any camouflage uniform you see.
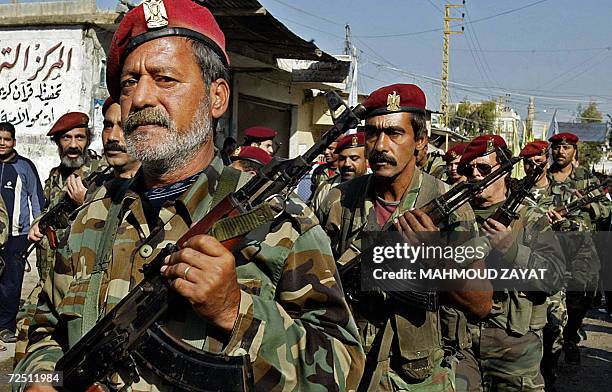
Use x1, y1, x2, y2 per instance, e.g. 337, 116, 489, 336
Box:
547, 166, 610, 364
13, 153, 106, 366
0, 195, 8, 247
456, 202, 565, 392
311, 174, 341, 213
309, 163, 338, 202
421, 153, 446, 179
14, 155, 365, 391
318, 169, 480, 392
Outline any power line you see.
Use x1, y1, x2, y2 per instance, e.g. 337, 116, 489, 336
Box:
274, 15, 344, 39
426, 0, 444, 14
363, 59, 609, 104
267, 0, 338, 26
453, 46, 612, 53
356, 0, 549, 39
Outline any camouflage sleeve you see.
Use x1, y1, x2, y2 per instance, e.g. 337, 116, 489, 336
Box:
0, 195, 9, 246
223, 224, 365, 390
586, 175, 610, 221
13, 227, 74, 379
500, 211, 565, 294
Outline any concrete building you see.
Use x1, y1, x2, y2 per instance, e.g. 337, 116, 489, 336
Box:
0, 0, 353, 182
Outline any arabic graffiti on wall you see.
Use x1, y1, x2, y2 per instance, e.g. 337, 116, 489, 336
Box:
0, 29, 84, 132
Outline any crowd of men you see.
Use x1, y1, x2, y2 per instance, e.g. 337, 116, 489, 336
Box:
0, 0, 609, 391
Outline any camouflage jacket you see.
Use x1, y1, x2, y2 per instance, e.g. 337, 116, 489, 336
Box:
17, 155, 364, 391
420, 153, 445, 179
471, 202, 566, 334
523, 174, 602, 289
33, 153, 106, 282
40, 151, 106, 213
0, 195, 8, 246
317, 169, 480, 387
547, 165, 610, 225
309, 163, 338, 201
311, 173, 342, 213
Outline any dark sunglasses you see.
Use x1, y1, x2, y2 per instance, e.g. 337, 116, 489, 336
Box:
458, 163, 498, 176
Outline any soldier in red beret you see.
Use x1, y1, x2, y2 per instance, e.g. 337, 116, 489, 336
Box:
27, 111, 105, 301
442, 142, 467, 185
15, 1, 363, 390
518, 140, 550, 201
309, 136, 340, 203
242, 126, 277, 156
311, 132, 367, 212
546, 130, 609, 368
230, 145, 272, 175
454, 134, 565, 392
318, 84, 493, 391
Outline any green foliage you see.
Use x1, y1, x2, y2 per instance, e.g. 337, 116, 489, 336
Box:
577, 101, 603, 123
449, 99, 497, 136
577, 142, 604, 168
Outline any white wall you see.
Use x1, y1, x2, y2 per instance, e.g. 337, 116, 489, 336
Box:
0, 26, 101, 182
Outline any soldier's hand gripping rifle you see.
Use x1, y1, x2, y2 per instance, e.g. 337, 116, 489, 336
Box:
339, 151, 521, 311
54, 92, 366, 392
19, 167, 112, 264
554, 177, 612, 218
489, 161, 547, 226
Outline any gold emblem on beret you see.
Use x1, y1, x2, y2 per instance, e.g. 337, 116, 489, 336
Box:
561, 136, 567, 144
450, 151, 458, 159
143, 0, 169, 29
541, 147, 547, 155
387, 91, 401, 112
486, 138, 495, 153
351, 135, 358, 146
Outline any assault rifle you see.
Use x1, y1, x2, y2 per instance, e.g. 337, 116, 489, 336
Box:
554, 177, 612, 218
54, 92, 366, 392
490, 162, 547, 226
20, 166, 112, 263
339, 151, 521, 312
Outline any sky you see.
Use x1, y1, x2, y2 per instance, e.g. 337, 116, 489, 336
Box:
89, 0, 612, 123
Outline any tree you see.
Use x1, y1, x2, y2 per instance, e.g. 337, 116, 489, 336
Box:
449, 99, 497, 137
577, 142, 604, 169
575, 101, 605, 168
577, 101, 602, 123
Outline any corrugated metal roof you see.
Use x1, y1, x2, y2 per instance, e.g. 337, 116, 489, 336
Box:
558, 122, 610, 143
198, 0, 336, 64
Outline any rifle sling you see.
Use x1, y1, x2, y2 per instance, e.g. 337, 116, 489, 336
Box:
82, 178, 133, 336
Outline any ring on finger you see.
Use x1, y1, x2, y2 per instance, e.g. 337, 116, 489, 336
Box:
183, 266, 192, 281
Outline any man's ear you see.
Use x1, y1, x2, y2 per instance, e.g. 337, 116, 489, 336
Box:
209, 78, 230, 120
414, 134, 428, 154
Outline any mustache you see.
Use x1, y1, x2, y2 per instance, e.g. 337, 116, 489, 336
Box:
62, 147, 83, 156
124, 107, 171, 135
104, 141, 127, 153
369, 151, 397, 166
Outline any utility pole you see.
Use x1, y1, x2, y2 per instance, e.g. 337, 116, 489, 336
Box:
440, 1, 464, 128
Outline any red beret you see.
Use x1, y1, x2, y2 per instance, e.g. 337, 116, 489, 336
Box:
335, 132, 365, 153
549, 132, 578, 145
443, 143, 467, 162
244, 126, 277, 141
101, 97, 116, 117
233, 146, 272, 166
459, 135, 508, 165
363, 84, 426, 119
519, 140, 549, 158
47, 112, 89, 137
106, 0, 229, 101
